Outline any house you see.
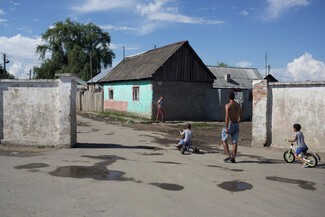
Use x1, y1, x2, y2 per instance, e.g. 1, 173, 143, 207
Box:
264, 73, 278, 83
206, 66, 262, 121
99, 41, 216, 120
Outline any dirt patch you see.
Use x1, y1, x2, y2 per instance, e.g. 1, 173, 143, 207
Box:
79, 111, 252, 152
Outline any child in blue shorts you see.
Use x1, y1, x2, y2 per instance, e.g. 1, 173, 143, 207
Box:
287, 124, 309, 168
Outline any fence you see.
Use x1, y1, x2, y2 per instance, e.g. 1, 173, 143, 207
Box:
77, 89, 103, 112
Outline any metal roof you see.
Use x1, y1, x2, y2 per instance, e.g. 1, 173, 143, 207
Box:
208, 66, 262, 89
87, 69, 111, 83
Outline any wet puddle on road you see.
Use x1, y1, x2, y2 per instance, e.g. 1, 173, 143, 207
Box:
82, 155, 126, 166
218, 180, 253, 192
15, 163, 50, 169
265, 176, 316, 191
150, 183, 184, 191
49, 165, 133, 181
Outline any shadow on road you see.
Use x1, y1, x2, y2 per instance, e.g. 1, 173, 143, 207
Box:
75, 143, 163, 150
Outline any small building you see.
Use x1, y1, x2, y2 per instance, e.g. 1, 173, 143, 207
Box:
206, 66, 262, 121
99, 41, 216, 120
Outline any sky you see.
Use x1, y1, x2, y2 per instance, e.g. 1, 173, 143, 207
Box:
0, 0, 324, 81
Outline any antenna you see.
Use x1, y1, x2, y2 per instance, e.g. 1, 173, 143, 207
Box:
265, 52, 267, 77
123, 46, 125, 61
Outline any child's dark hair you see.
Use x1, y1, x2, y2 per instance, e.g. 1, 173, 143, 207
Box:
293, 124, 301, 131
186, 124, 191, 129
229, 91, 235, 100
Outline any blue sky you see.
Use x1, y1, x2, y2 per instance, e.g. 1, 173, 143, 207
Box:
0, 0, 324, 81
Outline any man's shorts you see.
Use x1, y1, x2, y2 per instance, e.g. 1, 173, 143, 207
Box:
296, 145, 308, 155
221, 123, 239, 144
158, 108, 165, 115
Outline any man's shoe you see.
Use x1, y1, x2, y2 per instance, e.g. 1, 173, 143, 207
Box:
230, 158, 236, 163
223, 157, 231, 162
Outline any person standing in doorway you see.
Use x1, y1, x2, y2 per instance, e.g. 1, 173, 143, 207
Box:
221, 91, 242, 163
156, 96, 165, 123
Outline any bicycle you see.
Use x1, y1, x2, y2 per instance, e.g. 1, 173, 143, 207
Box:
283, 143, 320, 168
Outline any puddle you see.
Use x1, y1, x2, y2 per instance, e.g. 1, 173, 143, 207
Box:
82, 155, 126, 166
154, 161, 181, 165
15, 163, 49, 169
150, 183, 184, 191
265, 176, 316, 191
49, 165, 131, 181
218, 180, 253, 192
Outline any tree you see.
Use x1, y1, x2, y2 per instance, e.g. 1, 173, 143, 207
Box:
217, 62, 229, 67
0, 65, 15, 79
34, 18, 115, 80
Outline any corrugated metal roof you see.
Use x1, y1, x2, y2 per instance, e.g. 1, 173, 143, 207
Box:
87, 69, 111, 83
208, 66, 262, 89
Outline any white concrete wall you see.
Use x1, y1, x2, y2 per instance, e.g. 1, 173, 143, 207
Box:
251, 80, 268, 147
270, 82, 325, 152
252, 80, 325, 153
0, 76, 76, 147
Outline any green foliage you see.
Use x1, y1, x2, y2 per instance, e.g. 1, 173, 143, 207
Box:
0, 66, 15, 79
217, 62, 229, 67
34, 18, 115, 80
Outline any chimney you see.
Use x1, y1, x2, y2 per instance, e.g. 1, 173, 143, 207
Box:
224, 74, 230, 82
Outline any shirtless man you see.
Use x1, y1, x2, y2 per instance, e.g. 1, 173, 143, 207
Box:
221, 91, 242, 163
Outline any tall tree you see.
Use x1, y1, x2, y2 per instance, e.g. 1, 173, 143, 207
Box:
35, 18, 115, 80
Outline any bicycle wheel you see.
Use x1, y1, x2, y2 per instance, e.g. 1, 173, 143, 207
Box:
283, 151, 295, 163
306, 155, 318, 168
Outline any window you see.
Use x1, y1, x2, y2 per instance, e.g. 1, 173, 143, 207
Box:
132, 86, 139, 101
108, 89, 114, 100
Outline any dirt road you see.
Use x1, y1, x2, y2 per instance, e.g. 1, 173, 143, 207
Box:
0, 115, 324, 217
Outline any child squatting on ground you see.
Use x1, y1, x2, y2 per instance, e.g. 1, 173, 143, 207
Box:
176, 124, 193, 150
287, 123, 309, 168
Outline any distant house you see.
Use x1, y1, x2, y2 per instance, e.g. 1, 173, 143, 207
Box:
99, 41, 216, 120
206, 66, 262, 121
87, 69, 111, 91
264, 74, 278, 83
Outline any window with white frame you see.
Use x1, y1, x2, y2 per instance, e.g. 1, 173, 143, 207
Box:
132, 86, 139, 101
108, 88, 114, 100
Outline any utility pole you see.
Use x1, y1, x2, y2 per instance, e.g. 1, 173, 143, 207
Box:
3, 54, 9, 75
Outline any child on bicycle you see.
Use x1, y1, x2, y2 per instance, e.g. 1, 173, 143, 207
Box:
287, 123, 309, 168
176, 124, 193, 150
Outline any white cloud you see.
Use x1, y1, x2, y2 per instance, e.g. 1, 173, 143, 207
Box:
71, 0, 223, 35
0, 8, 6, 15
287, 52, 325, 81
100, 24, 137, 32
240, 10, 249, 16
0, 34, 42, 79
71, 0, 136, 12
0, 18, 7, 24
265, 0, 310, 20
136, 0, 224, 24
17, 26, 33, 34
236, 61, 253, 67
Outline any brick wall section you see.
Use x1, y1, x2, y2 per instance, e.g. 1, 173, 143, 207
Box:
251, 80, 268, 147
104, 100, 128, 112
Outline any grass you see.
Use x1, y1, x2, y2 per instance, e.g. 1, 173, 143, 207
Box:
90, 110, 152, 123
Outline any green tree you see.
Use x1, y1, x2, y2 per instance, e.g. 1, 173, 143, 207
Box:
35, 18, 115, 80
0, 65, 15, 79
217, 62, 229, 67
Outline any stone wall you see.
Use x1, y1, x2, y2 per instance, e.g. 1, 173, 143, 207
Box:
0, 76, 77, 147
252, 80, 325, 152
